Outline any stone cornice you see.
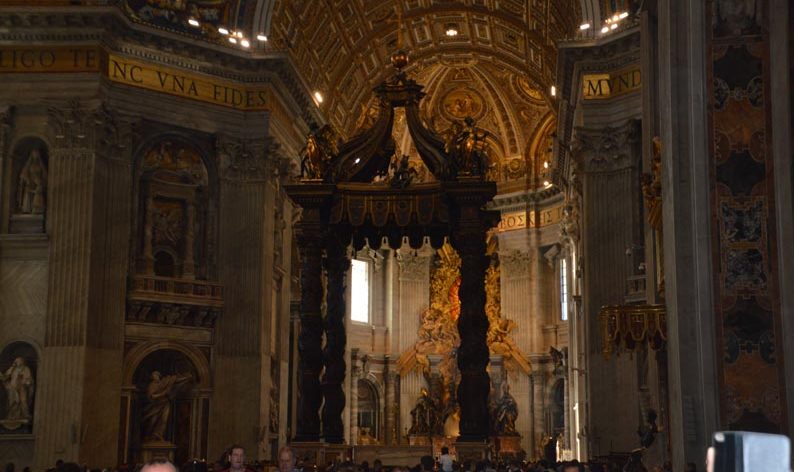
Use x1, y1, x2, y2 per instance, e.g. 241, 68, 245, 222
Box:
0, 7, 323, 127
488, 188, 564, 213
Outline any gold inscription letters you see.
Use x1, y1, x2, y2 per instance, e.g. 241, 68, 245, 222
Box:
0, 47, 270, 111
497, 205, 563, 232
0, 46, 102, 72
107, 54, 269, 110
582, 66, 641, 100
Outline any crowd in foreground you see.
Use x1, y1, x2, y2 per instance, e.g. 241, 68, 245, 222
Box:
4, 444, 695, 472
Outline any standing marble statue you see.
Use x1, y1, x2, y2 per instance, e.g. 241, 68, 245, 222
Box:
142, 371, 192, 442
16, 149, 47, 214
0, 357, 34, 423
494, 383, 518, 435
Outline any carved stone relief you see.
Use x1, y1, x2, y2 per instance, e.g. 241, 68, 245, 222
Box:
500, 250, 532, 279
569, 120, 640, 174
396, 249, 432, 281
217, 135, 281, 182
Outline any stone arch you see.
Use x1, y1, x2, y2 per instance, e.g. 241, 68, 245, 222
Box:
123, 341, 211, 390
523, 113, 557, 185
356, 377, 381, 441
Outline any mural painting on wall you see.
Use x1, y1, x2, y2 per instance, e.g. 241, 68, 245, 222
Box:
8, 138, 48, 233
131, 350, 197, 462
124, 0, 247, 39
0, 342, 37, 434
397, 238, 530, 437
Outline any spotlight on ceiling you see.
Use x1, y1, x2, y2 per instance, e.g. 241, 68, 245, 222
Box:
550, 85, 557, 97
445, 24, 459, 37
619, 11, 629, 19
228, 37, 237, 44
218, 27, 229, 35
240, 39, 250, 48
314, 91, 324, 104
235, 31, 243, 38
188, 18, 200, 27
543, 180, 551, 187
543, 161, 549, 169
611, 23, 618, 30
257, 34, 268, 42
579, 23, 591, 30
601, 26, 609, 33
354, 158, 361, 164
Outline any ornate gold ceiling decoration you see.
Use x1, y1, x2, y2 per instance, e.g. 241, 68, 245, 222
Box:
271, 0, 581, 184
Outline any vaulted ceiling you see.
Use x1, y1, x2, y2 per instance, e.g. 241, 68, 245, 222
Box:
268, 0, 580, 184
119, 0, 643, 184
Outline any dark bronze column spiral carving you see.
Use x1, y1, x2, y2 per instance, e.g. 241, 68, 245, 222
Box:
294, 219, 324, 442
321, 234, 350, 443
453, 224, 491, 441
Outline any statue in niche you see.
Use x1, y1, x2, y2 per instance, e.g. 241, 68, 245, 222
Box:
0, 357, 34, 424
494, 383, 518, 435
16, 149, 47, 215
141, 370, 193, 442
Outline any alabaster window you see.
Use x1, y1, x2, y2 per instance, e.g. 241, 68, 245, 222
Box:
350, 259, 370, 323
560, 258, 569, 321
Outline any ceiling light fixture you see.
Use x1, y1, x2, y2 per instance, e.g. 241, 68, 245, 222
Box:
611, 23, 618, 30
235, 31, 243, 38
228, 37, 237, 44
619, 11, 629, 19
543, 161, 549, 169
240, 39, 250, 48
543, 180, 551, 187
314, 91, 324, 103
601, 26, 609, 33
354, 158, 361, 164
550, 85, 557, 97
445, 27, 459, 37
257, 34, 268, 42
218, 27, 229, 35
579, 23, 591, 30
188, 18, 200, 27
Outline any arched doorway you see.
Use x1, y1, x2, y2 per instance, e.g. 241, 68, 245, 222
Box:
357, 379, 379, 443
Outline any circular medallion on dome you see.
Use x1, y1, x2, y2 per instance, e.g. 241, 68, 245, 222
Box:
440, 88, 486, 121
515, 76, 545, 103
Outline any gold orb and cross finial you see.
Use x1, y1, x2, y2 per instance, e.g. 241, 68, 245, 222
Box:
388, 4, 409, 71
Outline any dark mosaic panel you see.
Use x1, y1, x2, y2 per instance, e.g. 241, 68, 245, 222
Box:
707, 0, 786, 433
